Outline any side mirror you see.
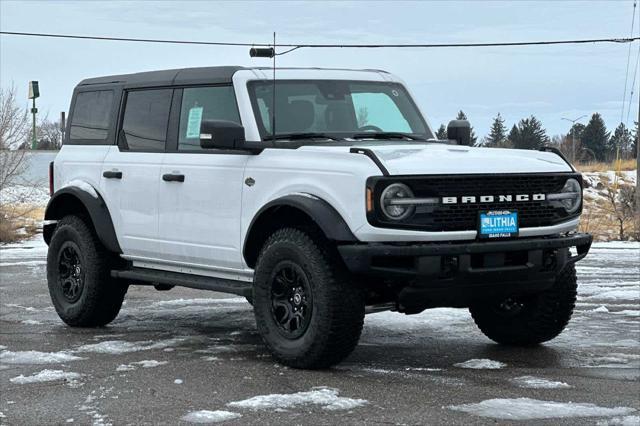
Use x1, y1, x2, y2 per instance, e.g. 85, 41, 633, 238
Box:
447, 120, 471, 146
200, 120, 246, 149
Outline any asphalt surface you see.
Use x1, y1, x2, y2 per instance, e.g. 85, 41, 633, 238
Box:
0, 238, 638, 425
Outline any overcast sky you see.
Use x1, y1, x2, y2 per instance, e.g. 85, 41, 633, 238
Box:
1, 1, 638, 137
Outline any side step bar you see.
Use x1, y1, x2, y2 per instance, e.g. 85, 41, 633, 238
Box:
111, 268, 252, 297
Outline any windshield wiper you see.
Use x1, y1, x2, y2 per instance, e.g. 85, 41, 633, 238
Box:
351, 132, 426, 141
270, 133, 343, 141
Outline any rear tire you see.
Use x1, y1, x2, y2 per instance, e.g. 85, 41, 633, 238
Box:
252, 228, 364, 369
47, 215, 127, 327
470, 264, 577, 345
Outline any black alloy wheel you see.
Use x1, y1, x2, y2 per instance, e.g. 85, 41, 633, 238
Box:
269, 261, 313, 339
58, 241, 85, 303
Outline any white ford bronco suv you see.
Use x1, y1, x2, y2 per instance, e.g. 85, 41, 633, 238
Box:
45, 66, 592, 369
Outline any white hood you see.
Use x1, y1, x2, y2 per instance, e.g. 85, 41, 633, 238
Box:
301, 143, 573, 175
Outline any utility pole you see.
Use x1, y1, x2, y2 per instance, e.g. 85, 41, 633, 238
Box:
561, 115, 587, 163
28, 81, 39, 149
636, 105, 639, 238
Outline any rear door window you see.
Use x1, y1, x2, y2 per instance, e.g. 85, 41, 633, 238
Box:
178, 86, 240, 151
70, 90, 114, 141
120, 89, 173, 152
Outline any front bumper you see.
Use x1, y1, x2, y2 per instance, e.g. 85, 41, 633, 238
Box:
338, 233, 592, 312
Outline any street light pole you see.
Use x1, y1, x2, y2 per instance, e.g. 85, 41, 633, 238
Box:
28, 81, 40, 150
561, 115, 587, 163
31, 97, 37, 149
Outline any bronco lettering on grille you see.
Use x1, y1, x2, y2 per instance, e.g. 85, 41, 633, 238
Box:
441, 194, 546, 204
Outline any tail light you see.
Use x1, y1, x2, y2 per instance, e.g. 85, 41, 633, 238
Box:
49, 161, 54, 196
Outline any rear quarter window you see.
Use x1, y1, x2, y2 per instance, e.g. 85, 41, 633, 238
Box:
69, 90, 114, 142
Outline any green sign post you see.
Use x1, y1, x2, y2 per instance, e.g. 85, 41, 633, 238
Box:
28, 81, 39, 149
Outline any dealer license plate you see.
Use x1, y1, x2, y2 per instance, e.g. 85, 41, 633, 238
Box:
479, 210, 519, 239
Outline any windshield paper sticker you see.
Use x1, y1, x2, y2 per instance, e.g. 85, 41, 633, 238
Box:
186, 107, 203, 138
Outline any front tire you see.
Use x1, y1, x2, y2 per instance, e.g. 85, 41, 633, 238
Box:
252, 228, 364, 369
47, 215, 127, 327
470, 264, 577, 345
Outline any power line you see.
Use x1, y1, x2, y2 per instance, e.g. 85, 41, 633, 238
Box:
0, 30, 639, 51
625, 43, 640, 126
621, 0, 638, 123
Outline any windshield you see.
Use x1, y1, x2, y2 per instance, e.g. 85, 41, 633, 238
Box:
247, 80, 432, 141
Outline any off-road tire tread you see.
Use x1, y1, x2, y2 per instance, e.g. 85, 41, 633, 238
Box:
470, 264, 577, 345
47, 215, 126, 327
253, 227, 364, 369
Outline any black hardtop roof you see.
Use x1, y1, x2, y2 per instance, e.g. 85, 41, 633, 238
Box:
77, 66, 391, 88
77, 66, 245, 87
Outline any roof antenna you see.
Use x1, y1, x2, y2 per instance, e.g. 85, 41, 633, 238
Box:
249, 32, 277, 143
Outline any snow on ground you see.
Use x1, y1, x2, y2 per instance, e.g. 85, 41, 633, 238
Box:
227, 387, 368, 411
115, 360, 167, 371
0, 235, 48, 262
575, 243, 639, 310
582, 171, 637, 205
0, 350, 83, 364
449, 398, 637, 421
9, 369, 82, 385
454, 359, 506, 369
510, 376, 572, 389
0, 184, 49, 207
598, 415, 640, 426
78, 391, 112, 426
75, 338, 188, 355
1, 236, 638, 423
181, 410, 242, 424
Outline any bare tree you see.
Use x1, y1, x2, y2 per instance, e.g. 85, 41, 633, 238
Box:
0, 84, 41, 242
36, 118, 63, 150
0, 84, 29, 150
602, 175, 636, 240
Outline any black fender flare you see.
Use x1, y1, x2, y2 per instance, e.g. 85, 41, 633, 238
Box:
43, 185, 122, 253
243, 194, 357, 268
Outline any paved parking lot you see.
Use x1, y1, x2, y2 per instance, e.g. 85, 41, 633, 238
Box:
1, 238, 639, 425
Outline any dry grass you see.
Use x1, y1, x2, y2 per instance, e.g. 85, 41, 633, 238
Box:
0, 204, 44, 243
578, 159, 637, 173
580, 169, 638, 241
579, 201, 638, 241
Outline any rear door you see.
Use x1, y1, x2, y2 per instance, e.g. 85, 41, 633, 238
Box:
156, 85, 250, 277
100, 88, 173, 260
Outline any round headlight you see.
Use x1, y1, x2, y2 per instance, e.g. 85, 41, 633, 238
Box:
560, 178, 582, 213
380, 183, 415, 220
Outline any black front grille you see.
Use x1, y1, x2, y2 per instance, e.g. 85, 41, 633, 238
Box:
368, 173, 581, 232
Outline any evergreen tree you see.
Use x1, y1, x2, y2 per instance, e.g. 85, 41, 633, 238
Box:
435, 124, 447, 140
562, 122, 586, 162
568, 123, 585, 142
485, 113, 507, 147
609, 123, 633, 159
507, 124, 519, 147
508, 116, 549, 150
581, 113, 610, 161
456, 110, 478, 145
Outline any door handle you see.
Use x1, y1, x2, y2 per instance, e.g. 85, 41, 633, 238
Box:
162, 173, 185, 182
102, 171, 122, 179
